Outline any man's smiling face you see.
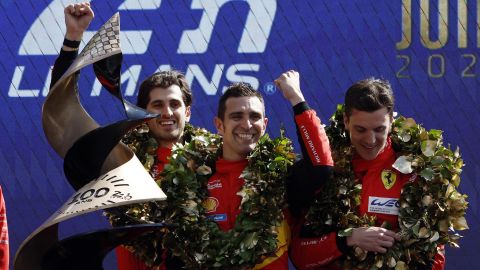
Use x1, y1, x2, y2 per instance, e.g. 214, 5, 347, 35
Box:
344, 107, 392, 160
146, 85, 191, 148
215, 96, 268, 161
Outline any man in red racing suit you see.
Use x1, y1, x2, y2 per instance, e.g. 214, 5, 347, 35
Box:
201, 77, 333, 269
52, 3, 193, 269
277, 76, 445, 270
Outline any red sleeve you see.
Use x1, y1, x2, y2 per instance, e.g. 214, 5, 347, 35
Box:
290, 227, 343, 270
294, 109, 333, 167
0, 187, 9, 270
290, 230, 446, 270
288, 106, 334, 218
116, 246, 151, 270
431, 245, 445, 270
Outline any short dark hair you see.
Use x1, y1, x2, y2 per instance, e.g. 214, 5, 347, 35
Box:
136, 70, 192, 109
217, 82, 264, 120
344, 78, 394, 117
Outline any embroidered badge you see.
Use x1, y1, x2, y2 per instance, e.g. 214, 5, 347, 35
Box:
368, 196, 400, 216
381, 170, 397, 190
207, 179, 222, 190
208, 214, 227, 222
202, 197, 219, 213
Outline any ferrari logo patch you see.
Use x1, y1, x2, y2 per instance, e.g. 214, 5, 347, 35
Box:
381, 170, 397, 190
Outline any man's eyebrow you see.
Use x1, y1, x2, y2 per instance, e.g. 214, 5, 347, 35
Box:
228, 112, 243, 117
149, 100, 163, 104
353, 124, 386, 129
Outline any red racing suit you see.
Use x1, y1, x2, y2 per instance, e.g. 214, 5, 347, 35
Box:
115, 102, 334, 270
201, 102, 333, 269
289, 137, 446, 270
204, 158, 288, 269
0, 187, 9, 270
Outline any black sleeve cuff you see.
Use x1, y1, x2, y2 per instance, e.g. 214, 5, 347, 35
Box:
59, 48, 79, 59
293, 101, 311, 115
336, 234, 350, 254
63, 38, 81, 48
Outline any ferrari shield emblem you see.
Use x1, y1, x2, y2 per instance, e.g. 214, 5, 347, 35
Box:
381, 170, 397, 190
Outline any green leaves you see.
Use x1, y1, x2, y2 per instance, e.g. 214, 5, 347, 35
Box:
421, 140, 437, 157
159, 129, 293, 269
393, 156, 413, 174
419, 168, 434, 181
304, 105, 469, 270
338, 228, 353, 237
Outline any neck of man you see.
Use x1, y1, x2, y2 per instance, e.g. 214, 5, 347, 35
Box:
221, 148, 247, 162
156, 137, 182, 149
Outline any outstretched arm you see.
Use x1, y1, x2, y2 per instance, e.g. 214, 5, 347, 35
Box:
275, 71, 333, 216
50, 2, 94, 88
275, 70, 333, 168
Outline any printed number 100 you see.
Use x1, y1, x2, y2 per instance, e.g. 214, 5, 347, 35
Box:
67, 188, 110, 205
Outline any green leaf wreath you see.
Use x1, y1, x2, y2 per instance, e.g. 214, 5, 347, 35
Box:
106, 124, 203, 266
305, 105, 469, 270
107, 124, 295, 269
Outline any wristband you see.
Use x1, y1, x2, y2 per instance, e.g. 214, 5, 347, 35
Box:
63, 38, 81, 49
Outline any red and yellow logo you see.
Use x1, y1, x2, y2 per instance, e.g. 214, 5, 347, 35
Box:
202, 197, 219, 213
381, 170, 397, 190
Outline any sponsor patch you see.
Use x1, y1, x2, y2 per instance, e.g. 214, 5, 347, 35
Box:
368, 196, 400, 216
207, 214, 227, 222
207, 179, 222, 190
381, 170, 397, 190
202, 197, 219, 213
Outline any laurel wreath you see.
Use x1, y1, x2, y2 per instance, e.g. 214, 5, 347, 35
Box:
108, 124, 294, 269
304, 105, 469, 269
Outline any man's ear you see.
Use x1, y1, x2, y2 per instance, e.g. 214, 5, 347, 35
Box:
214, 117, 224, 136
343, 112, 349, 130
185, 106, 192, 122
261, 117, 268, 135
388, 114, 394, 133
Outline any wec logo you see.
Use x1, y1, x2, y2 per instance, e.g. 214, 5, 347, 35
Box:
370, 198, 400, 208
368, 196, 400, 216
10, 0, 277, 98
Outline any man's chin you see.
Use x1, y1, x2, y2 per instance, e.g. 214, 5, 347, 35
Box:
240, 143, 257, 153
151, 131, 182, 142
358, 149, 380, 160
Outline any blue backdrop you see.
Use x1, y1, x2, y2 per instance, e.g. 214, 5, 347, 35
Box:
0, 0, 478, 269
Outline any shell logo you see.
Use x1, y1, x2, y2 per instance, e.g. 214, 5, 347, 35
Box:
202, 197, 219, 213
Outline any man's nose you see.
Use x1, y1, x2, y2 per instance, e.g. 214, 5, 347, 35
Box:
365, 131, 376, 144
240, 118, 253, 129
161, 106, 173, 117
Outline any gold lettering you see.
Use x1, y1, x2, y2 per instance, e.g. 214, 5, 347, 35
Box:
396, 55, 411, 78
420, 0, 448, 49
458, 0, 468, 48
428, 54, 445, 78
461, 54, 477, 77
397, 0, 412, 50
